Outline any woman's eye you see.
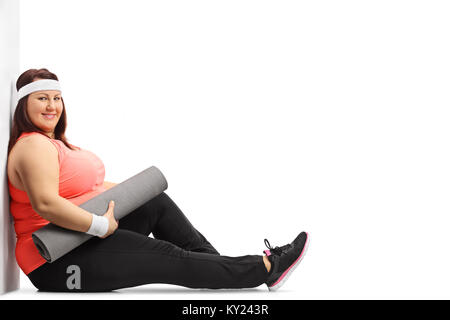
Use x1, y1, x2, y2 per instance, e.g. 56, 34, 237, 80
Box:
38, 97, 60, 100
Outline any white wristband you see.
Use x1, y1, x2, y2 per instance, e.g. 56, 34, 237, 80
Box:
86, 214, 109, 237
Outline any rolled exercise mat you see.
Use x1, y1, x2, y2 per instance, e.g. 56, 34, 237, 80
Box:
32, 166, 168, 263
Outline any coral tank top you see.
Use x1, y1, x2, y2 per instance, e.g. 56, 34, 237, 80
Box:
8, 131, 107, 275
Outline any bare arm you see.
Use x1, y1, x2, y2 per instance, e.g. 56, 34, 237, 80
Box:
15, 135, 93, 233
37, 197, 94, 232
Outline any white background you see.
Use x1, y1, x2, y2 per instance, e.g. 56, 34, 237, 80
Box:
3, 0, 450, 299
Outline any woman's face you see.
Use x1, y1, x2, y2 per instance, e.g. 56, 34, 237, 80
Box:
26, 86, 63, 138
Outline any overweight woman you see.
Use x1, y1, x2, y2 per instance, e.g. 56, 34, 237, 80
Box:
7, 68, 309, 292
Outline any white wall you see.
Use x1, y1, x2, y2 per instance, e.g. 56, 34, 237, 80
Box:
0, 0, 20, 294
13, 0, 450, 298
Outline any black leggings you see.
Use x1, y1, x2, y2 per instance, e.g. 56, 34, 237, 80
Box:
28, 192, 269, 292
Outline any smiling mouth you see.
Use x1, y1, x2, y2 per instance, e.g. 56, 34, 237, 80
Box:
42, 114, 57, 119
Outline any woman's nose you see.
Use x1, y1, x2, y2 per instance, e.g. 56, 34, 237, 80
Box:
47, 99, 56, 109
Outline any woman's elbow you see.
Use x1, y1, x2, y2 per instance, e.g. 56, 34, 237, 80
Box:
33, 196, 59, 220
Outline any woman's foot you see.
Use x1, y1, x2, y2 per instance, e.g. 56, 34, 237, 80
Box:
263, 231, 309, 291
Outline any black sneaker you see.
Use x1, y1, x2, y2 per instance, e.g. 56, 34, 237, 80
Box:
263, 231, 309, 291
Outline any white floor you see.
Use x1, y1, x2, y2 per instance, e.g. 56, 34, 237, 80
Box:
1, 273, 302, 300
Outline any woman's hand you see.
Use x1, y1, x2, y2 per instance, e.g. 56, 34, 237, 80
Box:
100, 200, 118, 238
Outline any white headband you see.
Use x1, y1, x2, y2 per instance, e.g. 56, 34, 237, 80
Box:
17, 79, 62, 100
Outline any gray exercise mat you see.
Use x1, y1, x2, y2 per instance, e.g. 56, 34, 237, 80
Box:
32, 166, 168, 263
